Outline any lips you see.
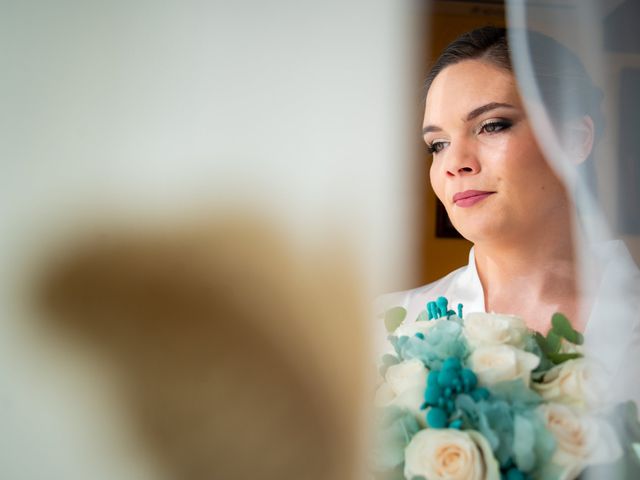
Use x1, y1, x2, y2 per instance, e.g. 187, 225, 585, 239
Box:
453, 190, 495, 207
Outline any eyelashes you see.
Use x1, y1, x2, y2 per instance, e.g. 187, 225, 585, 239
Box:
426, 141, 446, 155
426, 119, 514, 156
477, 118, 513, 134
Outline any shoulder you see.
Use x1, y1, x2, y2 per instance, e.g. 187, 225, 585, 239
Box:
372, 247, 482, 356
372, 264, 472, 357
374, 266, 467, 321
374, 245, 483, 325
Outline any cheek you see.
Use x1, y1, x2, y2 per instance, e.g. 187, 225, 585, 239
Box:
509, 141, 557, 186
499, 138, 567, 208
487, 133, 544, 185
428, 163, 445, 201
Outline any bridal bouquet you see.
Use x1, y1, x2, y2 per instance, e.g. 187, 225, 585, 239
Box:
373, 297, 640, 480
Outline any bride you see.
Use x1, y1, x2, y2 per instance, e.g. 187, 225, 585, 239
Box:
377, 26, 640, 403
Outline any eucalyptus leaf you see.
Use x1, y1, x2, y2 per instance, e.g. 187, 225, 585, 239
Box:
546, 352, 583, 364
546, 331, 562, 354
551, 313, 584, 345
526, 334, 554, 375
624, 402, 640, 440
384, 307, 407, 333
373, 464, 405, 480
378, 353, 400, 377
550, 312, 571, 335
531, 370, 547, 382
534, 332, 550, 354
573, 330, 585, 345
382, 354, 400, 367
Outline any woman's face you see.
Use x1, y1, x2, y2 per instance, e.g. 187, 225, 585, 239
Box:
424, 59, 570, 244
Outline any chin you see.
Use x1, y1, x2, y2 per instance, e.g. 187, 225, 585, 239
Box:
451, 217, 508, 244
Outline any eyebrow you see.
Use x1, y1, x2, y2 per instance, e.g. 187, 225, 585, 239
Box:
422, 102, 516, 135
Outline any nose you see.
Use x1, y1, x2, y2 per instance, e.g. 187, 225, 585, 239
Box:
445, 140, 481, 177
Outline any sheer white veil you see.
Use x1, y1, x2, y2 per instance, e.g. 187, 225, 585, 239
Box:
506, 0, 640, 445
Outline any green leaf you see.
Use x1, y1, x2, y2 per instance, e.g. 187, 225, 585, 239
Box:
373, 464, 406, 480
532, 332, 556, 374
546, 352, 583, 364
384, 307, 407, 333
531, 370, 547, 382
550, 312, 571, 335
551, 313, 584, 345
620, 401, 640, 440
380, 357, 403, 377
534, 331, 550, 354
546, 331, 562, 354
382, 354, 400, 367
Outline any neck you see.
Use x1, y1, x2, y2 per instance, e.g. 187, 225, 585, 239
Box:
475, 232, 576, 288
473, 214, 585, 332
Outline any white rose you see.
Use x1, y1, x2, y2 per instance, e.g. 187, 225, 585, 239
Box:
539, 403, 622, 479
464, 312, 528, 349
393, 318, 446, 338
470, 345, 539, 387
385, 358, 427, 396
533, 359, 608, 408
374, 359, 427, 425
404, 429, 500, 480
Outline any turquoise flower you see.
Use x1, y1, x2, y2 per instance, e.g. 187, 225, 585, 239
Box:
390, 319, 469, 371
455, 379, 555, 475
421, 357, 490, 429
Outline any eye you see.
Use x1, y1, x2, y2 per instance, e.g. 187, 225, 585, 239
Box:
479, 119, 512, 134
427, 140, 449, 155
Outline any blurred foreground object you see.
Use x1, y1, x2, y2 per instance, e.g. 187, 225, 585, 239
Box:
1, 0, 421, 478
25, 215, 366, 480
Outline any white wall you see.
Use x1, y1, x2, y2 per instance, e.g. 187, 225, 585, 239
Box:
0, 1, 420, 478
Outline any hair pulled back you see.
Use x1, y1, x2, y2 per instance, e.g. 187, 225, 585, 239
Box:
424, 26, 605, 142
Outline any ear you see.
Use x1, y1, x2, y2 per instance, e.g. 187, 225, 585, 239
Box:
564, 115, 595, 165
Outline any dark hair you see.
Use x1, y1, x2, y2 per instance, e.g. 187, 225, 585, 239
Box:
425, 26, 511, 95
424, 26, 605, 142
